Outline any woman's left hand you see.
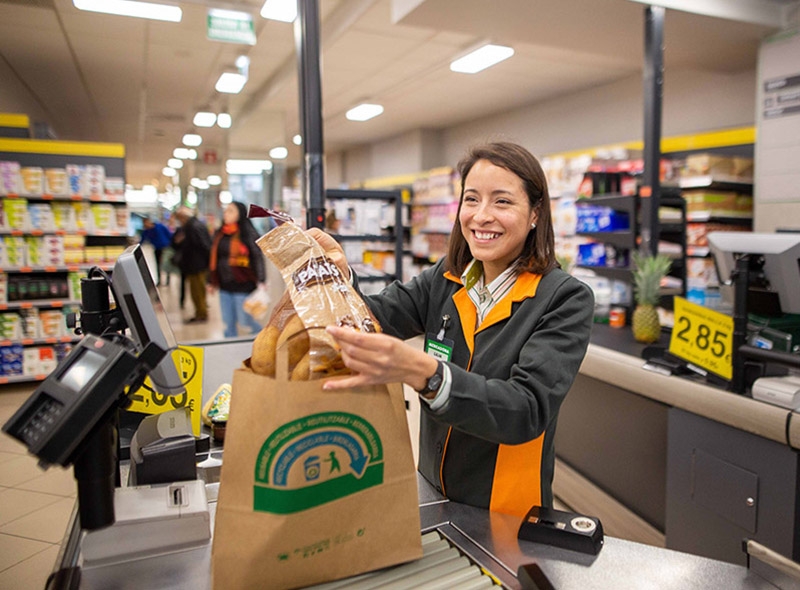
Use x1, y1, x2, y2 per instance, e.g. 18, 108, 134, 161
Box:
323, 325, 437, 391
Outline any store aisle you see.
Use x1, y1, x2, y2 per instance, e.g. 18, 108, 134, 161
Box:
0, 278, 230, 587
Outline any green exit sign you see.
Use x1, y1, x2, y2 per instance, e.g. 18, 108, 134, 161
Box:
207, 10, 256, 46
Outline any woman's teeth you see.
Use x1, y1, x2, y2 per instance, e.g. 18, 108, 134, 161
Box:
474, 231, 499, 240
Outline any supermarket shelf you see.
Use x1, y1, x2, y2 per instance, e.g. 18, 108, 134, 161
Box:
0, 335, 79, 347
332, 234, 395, 242
576, 230, 636, 250
678, 175, 753, 190
576, 193, 636, 210
0, 299, 80, 310
686, 246, 711, 257
575, 265, 632, 281
0, 373, 47, 385
1, 192, 126, 203
4, 264, 114, 273
685, 212, 753, 223
0, 229, 127, 237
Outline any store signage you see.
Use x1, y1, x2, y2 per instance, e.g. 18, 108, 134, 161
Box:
669, 297, 733, 380
203, 149, 218, 165
126, 346, 204, 435
207, 11, 256, 46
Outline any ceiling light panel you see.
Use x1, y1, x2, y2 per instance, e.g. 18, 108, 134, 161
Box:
260, 0, 297, 22
346, 103, 384, 122
450, 44, 515, 74
182, 133, 202, 146
216, 72, 247, 94
217, 113, 232, 128
73, 0, 182, 22
193, 112, 217, 127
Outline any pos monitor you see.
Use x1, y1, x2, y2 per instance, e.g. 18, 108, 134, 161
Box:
112, 244, 185, 395
707, 231, 800, 315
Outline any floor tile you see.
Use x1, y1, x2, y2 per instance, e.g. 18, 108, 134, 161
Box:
0, 451, 20, 465
0, 434, 28, 455
0, 455, 45, 488
17, 466, 77, 497
0, 543, 59, 589
0, 497, 75, 544
0, 532, 51, 572
0, 488, 64, 526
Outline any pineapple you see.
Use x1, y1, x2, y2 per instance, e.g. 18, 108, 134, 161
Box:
631, 251, 672, 343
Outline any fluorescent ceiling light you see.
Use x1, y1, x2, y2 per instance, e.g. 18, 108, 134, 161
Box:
190, 178, 210, 190
216, 72, 247, 94
219, 190, 233, 204
188, 149, 198, 160
260, 0, 296, 22
207, 175, 222, 186
73, 0, 181, 22
346, 103, 384, 122
173, 147, 190, 159
450, 44, 514, 74
269, 146, 288, 159
168, 158, 183, 169
292, 134, 302, 145
226, 159, 273, 175
187, 190, 198, 204
193, 112, 217, 127
162, 166, 177, 177
182, 133, 202, 147
217, 113, 232, 128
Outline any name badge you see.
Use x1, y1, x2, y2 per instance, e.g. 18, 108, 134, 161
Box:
425, 336, 453, 361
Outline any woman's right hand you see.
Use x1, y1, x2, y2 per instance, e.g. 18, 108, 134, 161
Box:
306, 227, 350, 281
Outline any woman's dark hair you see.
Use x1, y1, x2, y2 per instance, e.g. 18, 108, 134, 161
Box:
446, 141, 556, 276
231, 201, 259, 240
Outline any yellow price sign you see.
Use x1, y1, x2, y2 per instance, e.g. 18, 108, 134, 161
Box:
669, 297, 734, 380
126, 346, 204, 435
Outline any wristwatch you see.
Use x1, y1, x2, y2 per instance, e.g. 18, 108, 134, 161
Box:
416, 360, 444, 396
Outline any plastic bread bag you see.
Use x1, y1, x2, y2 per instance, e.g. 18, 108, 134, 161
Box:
251, 219, 379, 380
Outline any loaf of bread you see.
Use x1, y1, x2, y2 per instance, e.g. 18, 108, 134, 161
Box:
248, 222, 379, 380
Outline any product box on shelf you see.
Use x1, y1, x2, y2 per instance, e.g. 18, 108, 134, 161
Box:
19, 308, 38, 339
44, 168, 68, 195
577, 242, 607, 267
28, 203, 56, 232
5, 236, 25, 267
576, 205, 629, 233
0, 273, 6, 303
105, 176, 125, 197
3, 198, 28, 230
0, 161, 21, 195
683, 191, 753, 217
0, 314, 21, 340
20, 167, 44, 196
683, 154, 753, 178
71, 202, 90, 230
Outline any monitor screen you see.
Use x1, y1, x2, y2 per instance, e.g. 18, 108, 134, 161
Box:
112, 245, 185, 395
59, 347, 107, 392
707, 231, 800, 315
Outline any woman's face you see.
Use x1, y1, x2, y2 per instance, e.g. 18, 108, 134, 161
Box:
459, 159, 537, 282
223, 203, 239, 225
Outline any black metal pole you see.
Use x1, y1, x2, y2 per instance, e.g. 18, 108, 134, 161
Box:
731, 255, 751, 394
642, 5, 664, 256
295, 0, 325, 229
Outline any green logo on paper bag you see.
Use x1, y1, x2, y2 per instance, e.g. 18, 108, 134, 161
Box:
253, 412, 383, 514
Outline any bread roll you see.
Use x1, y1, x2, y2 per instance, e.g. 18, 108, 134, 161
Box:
276, 313, 310, 369
250, 325, 280, 376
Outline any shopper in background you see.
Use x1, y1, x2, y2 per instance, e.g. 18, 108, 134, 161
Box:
139, 216, 173, 286
209, 201, 266, 337
310, 141, 594, 517
173, 206, 212, 323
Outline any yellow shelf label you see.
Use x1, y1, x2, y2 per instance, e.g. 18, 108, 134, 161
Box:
669, 297, 734, 380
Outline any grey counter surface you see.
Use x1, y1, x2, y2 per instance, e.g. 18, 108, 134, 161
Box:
66, 475, 777, 589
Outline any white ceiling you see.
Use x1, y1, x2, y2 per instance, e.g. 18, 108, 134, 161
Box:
0, 0, 794, 188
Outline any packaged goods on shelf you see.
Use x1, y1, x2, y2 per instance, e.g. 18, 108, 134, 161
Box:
71, 201, 90, 229
0, 273, 6, 303
39, 310, 65, 338
686, 222, 752, 248
0, 313, 21, 340
687, 257, 719, 287
105, 245, 127, 261
90, 203, 115, 231
23, 346, 57, 376
28, 203, 56, 231
85, 164, 105, 196
19, 309, 38, 339
52, 202, 78, 231
105, 176, 125, 197
67, 272, 82, 301
3, 198, 28, 230
683, 190, 753, 218
0, 343, 24, 377
66, 164, 84, 196
84, 246, 105, 264
685, 285, 722, 310
0, 161, 21, 194
115, 206, 129, 231
20, 166, 44, 195
5, 236, 25, 267
23, 236, 65, 267
577, 243, 607, 267
575, 205, 630, 232
45, 168, 67, 195
683, 154, 753, 178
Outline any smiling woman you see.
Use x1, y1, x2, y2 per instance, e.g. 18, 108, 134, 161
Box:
310, 141, 594, 518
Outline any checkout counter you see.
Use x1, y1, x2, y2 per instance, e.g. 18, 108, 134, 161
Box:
32, 323, 797, 588
554, 324, 800, 567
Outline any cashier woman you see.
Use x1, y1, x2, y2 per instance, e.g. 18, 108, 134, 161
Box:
309, 141, 594, 517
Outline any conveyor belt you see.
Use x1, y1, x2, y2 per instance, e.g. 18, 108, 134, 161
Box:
305, 530, 500, 589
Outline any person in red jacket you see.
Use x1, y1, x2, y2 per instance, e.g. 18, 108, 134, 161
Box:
208, 201, 267, 337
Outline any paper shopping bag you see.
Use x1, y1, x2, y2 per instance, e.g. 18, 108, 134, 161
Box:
211, 367, 423, 589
